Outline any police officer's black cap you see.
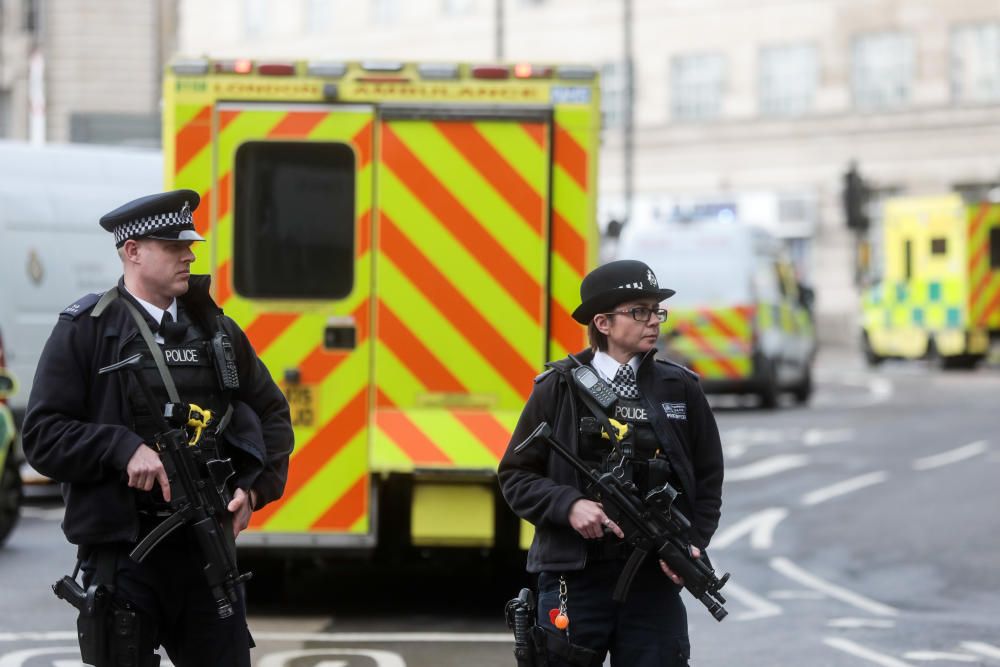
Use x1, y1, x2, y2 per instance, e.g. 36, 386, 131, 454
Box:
572, 259, 675, 324
99, 189, 205, 248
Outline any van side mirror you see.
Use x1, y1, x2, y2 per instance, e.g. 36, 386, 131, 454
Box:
0, 370, 16, 400
798, 284, 815, 312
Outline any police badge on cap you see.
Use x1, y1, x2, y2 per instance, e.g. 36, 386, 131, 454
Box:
99, 189, 205, 248
572, 259, 676, 324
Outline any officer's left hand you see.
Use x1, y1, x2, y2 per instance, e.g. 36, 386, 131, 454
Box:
660, 545, 701, 585
228, 488, 254, 538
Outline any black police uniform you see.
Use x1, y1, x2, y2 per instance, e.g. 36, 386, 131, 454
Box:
498, 260, 725, 667
22, 190, 293, 667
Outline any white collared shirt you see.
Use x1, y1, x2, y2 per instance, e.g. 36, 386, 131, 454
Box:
124, 287, 177, 345
592, 349, 640, 384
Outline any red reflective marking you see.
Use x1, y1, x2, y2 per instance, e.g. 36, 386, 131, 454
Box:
377, 300, 467, 393
250, 388, 368, 526
380, 123, 542, 322
522, 122, 546, 149
376, 409, 453, 464
434, 121, 544, 235
353, 120, 373, 169
452, 411, 511, 460
554, 126, 588, 190
979, 285, 1000, 326
702, 309, 742, 341
675, 321, 742, 378
215, 260, 232, 306
175, 106, 211, 173
310, 475, 368, 530
267, 111, 328, 138
244, 313, 298, 353
969, 202, 991, 239
381, 212, 534, 399
357, 209, 372, 257
550, 299, 583, 355
552, 211, 587, 276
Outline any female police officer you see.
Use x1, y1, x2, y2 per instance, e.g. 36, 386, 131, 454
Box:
499, 259, 724, 667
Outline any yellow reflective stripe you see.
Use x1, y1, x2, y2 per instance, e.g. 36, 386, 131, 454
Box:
404, 411, 500, 467
476, 121, 549, 192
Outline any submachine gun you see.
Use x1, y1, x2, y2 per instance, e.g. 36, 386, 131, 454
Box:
98, 352, 251, 618
514, 422, 730, 622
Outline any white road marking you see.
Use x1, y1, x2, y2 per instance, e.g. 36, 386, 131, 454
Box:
962, 641, 1000, 659
803, 428, 854, 447
711, 508, 788, 550
19, 506, 65, 521
0, 647, 78, 667
258, 649, 405, 667
823, 637, 914, 667
770, 557, 898, 617
903, 651, 978, 662
801, 471, 888, 506
768, 590, 824, 600
253, 631, 511, 643
827, 617, 895, 629
314, 662, 348, 667
0, 633, 76, 642
912, 441, 989, 471
727, 455, 809, 482
719, 582, 782, 622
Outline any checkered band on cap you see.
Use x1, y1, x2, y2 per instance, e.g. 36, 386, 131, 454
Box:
113, 203, 194, 246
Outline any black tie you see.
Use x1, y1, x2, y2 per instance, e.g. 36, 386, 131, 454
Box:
612, 364, 639, 399
159, 311, 174, 330
159, 310, 187, 344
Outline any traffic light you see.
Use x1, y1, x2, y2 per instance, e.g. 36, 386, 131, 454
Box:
843, 162, 869, 230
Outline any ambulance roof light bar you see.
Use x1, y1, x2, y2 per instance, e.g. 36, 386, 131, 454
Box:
418, 63, 460, 80
471, 65, 510, 79
556, 65, 597, 80
362, 61, 404, 72
308, 61, 348, 78
171, 58, 210, 75
513, 63, 554, 79
258, 62, 296, 76
215, 59, 254, 74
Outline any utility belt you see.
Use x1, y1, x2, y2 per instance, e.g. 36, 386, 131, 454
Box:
586, 538, 631, 562
505, 588, 602, 667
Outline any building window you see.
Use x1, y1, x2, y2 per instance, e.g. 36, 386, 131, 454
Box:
851, 32, 913, 110
671, 53, 725, 121
304, 0, 336, 33
930, 238, 947, 255
372, 0, 400, 24
234, 141, 356, 300
243, 0, 267, 37
601, 61, 629, 129
443, 0, 476, 14
759, 44, 818, 116
951, 23, 1000, 103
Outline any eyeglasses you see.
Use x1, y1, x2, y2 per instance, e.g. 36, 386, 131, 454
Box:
603, 307, 668, 323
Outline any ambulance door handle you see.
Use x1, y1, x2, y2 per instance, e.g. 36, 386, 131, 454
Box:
324, 316, 357, 350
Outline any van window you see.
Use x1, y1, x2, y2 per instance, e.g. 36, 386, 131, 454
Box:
233, 141, 356, 299
930, 238, 947, 255
991, 228, 1000, 269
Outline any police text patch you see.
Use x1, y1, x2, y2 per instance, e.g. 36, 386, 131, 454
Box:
661, 402, 687, 420
164, 347, 203, 365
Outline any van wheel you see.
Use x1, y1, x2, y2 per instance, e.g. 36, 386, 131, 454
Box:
757, 360, 779, 410
862, 332, 884, 367
0, 454, 22, 546
791, 366, 813, 405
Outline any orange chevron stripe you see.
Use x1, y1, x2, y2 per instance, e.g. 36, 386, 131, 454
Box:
452, 412, 510, 459
216, 261, 231, 305
551, 299, 583, 354
523, 122, 546, 149
311, 475, 367, 530
377, 300, 467, 393
381, 123, 542, 322
675, 321, 742, 378
353, 120, 373, 169
969, 202, 990, 239
376, 389, 452, 463
175, 106, 211, 173
434, 121, 544, 235
553, 211, 586, 276
554, 126, 588, 191
193, 172, 231, 237
299, 301, 369, 384
267, 111, 329, 138
702, 308, 746, 341
357, 209, 372, 257
380, 212, 534, 399
980, 285, 1000, 326
251, 388, 368, 526
245, 313, 298, 353
972, 270, 993, 313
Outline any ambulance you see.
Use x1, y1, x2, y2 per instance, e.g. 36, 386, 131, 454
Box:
861, 195, 1000, 368
617, 219, 816, 408
162, 58, 600, 562
0, 364, 20, 546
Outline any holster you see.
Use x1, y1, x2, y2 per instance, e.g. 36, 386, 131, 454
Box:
532, 626, 603, 667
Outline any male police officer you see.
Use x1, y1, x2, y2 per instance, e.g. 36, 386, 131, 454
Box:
499, 260, 724, 667
23, 190, 293, 666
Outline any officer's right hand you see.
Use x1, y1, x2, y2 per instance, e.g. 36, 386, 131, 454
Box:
569, 499, 624, 540
126, 444, 171, 502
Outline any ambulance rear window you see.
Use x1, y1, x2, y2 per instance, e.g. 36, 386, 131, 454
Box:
992, 228, 1000, 269
233, 141, 355, 299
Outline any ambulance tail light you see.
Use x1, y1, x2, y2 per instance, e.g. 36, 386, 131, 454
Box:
171, 58, 210, 76
215, 59, 254, 75
513, 63, 554, 79
472, 65, 510, 79
258, 62, 296, 76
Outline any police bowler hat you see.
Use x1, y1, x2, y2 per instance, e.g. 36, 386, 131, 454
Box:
100, 189, 205, 248
571, 259, 675, 324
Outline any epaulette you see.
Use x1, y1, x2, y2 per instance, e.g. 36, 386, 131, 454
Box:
656, 357, 700, 381
59, 293, 102, 320
534, 368, 555, 384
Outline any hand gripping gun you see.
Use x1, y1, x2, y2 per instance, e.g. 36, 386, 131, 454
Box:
515, 422, 730, 621
99, 353, 252, 619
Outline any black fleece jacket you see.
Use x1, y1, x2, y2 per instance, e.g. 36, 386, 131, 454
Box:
22, 276, 293, 546
498, 348, 724, 573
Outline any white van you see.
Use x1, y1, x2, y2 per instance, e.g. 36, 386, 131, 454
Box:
0, 141, 162, 425
616, 219, 816, 407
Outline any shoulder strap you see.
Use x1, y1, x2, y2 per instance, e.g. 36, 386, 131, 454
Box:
90, 288, 120, 318
119, 298, 181, 404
